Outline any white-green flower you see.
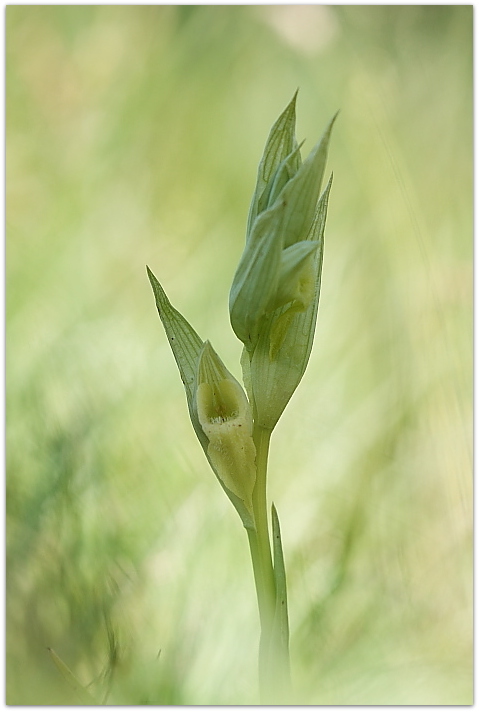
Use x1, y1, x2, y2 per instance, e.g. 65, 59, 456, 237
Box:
196, 341, 256, 517
147, 267, 256, 528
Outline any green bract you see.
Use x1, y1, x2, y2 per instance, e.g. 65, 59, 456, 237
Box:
147, 267, 255, 529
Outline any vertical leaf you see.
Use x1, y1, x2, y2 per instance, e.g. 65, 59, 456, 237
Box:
271, 503, 290, 662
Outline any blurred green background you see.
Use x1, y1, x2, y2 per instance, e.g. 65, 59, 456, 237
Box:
7, 5, 472, 705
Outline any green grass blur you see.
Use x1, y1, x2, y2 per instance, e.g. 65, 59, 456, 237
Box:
7, 6, 472, 705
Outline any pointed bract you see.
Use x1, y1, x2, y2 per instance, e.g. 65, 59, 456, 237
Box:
247, 92, 299, 238
147, 266, 208, 448
249, 175, 333, 429
274, 112, 337, 249
230, 201, 286, 351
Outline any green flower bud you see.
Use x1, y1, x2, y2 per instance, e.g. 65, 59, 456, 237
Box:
229, 200, 285, 351
196, 341, 256, 517
230, 97, 336, 354
230, 95, 336, 431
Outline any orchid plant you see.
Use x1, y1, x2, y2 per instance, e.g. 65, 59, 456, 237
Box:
147, 93, 336, 703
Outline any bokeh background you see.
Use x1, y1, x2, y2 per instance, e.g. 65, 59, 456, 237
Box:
7, 5, 472, 705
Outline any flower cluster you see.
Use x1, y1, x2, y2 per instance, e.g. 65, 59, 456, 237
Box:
230, 94, 336, 430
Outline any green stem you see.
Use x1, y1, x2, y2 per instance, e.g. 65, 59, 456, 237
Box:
246, 528, 270, 644
247, 424, 277, 701
252, 425, 275, 610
